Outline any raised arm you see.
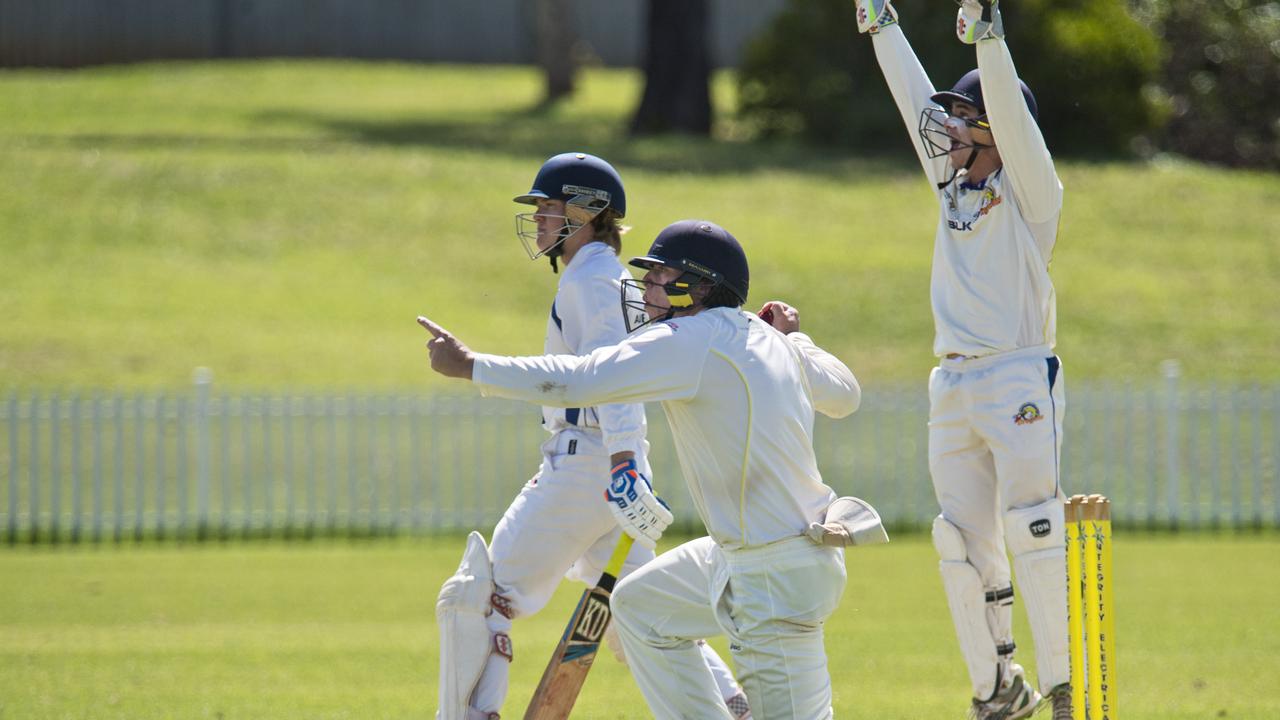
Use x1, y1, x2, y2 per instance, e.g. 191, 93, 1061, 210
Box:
976, 39, 1062, 224
858, 0, 949, 190
960, 0, 1062, 227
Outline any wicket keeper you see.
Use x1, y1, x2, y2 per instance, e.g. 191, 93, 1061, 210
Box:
855, 0, 1070, 717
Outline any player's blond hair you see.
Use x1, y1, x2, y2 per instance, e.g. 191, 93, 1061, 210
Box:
591, 208, 630, 254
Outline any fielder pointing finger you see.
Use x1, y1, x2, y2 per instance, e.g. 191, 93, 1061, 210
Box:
422, 219, 881, 720
856, 0, 1070, 717
430, 154, 746, 720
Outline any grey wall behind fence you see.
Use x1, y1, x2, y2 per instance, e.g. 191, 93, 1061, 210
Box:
3, 374, 1278, 542
0, 0, 789, 68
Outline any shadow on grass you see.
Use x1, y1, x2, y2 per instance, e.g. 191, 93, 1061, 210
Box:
253, 106, 922, 178
6, 105, 925, 180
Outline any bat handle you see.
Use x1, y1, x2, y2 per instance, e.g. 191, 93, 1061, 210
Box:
603, 533, 634, 582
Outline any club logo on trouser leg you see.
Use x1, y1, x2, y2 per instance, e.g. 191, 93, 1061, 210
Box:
1013, 402, 1043, 425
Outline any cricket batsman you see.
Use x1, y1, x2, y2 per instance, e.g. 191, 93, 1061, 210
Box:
854, 0, 1070, 717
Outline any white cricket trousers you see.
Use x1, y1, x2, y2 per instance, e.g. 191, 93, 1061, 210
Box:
611, 535, 846, 720
928, 345, 1069, 692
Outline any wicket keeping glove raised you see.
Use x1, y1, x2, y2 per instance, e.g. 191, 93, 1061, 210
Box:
605, 459, 673, 551
957, 0, 1004, 43
855, 0, 898, 34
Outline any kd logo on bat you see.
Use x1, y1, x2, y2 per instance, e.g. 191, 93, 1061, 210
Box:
571, 594, 612, 643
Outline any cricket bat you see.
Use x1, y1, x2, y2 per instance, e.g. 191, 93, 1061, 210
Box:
523, 533, 635, 720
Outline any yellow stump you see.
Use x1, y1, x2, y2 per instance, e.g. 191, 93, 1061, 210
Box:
1067, 493, 1116, 720
1066, 496, 1087, 718
1097, 497, 1115, 719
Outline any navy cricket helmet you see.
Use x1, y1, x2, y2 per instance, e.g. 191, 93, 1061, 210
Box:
929, 68, 1039, 122
621, 220, 749, 332
514, 152, 626, 217
514, 152, 625, 270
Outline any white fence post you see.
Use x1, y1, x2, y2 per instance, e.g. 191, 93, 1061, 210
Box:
1162, 359, 1181, 528
194, 368, 212, 538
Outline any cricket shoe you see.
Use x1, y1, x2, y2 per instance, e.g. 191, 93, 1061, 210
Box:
1044, 683, 1072, 720
969, 663, 1040, 720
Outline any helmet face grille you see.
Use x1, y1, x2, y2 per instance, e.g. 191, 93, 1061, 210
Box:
513, 153, 625, 266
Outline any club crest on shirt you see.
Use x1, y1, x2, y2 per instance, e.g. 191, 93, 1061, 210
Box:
944, 185, 1002, 232
1013, 402, 1044, 425
977, 187, 1002, 216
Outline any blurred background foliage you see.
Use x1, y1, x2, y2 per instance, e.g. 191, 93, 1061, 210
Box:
737, 0, 1279, 169
1133, 0, 1280, 169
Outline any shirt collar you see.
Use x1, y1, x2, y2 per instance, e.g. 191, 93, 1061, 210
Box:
560, 241, 615, 281
959, 167, 1002, 191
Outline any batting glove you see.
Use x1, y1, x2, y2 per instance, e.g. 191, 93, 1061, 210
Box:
856, 0, 898, 34
956, 0, 1004, 43
605, 459, 673, 551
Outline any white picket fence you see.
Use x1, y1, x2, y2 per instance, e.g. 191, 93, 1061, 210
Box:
2, 367, 1277, 542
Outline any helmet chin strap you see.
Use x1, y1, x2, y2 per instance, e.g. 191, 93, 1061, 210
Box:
936, 143, 987, 190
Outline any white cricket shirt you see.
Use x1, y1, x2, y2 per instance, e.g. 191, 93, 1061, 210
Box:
873, 27, 1063, 358
473, 307, 860, 550
542, 241, 647, 457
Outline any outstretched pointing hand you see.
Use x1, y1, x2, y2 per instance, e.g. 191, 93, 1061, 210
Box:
417, 316, 476, 380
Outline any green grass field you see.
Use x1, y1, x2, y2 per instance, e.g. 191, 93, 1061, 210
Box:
1, 534, 1277, 719
0, 61, 1277, 391
1, 60, 1278, 719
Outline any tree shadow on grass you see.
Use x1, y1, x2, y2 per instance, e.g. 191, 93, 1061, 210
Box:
5, 104, 925, 180
250, 106, 922, 179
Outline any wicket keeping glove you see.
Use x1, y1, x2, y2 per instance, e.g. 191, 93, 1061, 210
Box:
957, 0, 1004, 43
605, 459, 673, 551
855, 0, 898, 34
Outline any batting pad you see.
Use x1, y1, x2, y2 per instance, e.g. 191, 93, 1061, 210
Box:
437, 531, 497, 719
933, 514, 1007, 700
1005, 498, 1071, 692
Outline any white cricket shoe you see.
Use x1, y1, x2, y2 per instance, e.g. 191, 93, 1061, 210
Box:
969, 663, 1040, 720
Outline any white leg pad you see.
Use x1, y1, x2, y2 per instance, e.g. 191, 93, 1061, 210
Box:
932, 515, 1013, 701
1005, 498, 1071, 693
437, 531, 501, 720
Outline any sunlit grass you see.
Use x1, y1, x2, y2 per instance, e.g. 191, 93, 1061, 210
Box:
0, 61, 1276, 390
1, 534, 1277, 718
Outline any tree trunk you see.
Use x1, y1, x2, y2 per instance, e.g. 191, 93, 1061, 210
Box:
630, 0, 712, 136
536, 0, 577, 104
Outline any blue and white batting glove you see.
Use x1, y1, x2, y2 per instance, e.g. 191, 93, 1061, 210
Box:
855, 0, 898, 34
957, 0, 1004, 43
604, 459, 673, 551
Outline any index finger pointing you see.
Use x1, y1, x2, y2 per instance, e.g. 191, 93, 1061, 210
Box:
416, 316, 450, 338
